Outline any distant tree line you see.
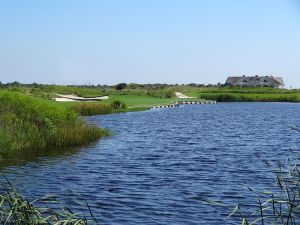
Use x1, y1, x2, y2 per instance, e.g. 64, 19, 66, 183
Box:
115, 82, 225, 90
0, 81, 225, 89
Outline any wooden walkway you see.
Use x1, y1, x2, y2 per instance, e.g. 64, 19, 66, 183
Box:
149, 100, 217, 109
176, 100, 217, 105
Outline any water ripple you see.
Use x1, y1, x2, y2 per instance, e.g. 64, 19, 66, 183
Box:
2, 103, 300, 224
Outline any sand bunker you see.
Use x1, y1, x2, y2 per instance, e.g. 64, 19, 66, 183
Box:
175, 92, 194, 99
54, 94, 109, 102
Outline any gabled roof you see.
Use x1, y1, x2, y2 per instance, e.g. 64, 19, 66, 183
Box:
225, 76, 242, 85
272, 77, 284, 85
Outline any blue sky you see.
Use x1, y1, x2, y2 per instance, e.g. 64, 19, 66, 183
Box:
0, 0, 300, 87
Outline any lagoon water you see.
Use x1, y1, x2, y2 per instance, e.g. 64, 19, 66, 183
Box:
2, 103, 300, 224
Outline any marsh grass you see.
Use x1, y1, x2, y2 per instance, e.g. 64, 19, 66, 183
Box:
110, 100, 127, 110
57, 121, 110, 147
0, 177, 100, 224
71, 100, 127, 116
198, 93, 300, 102
71, 102, 113, 116
0, 91, 108, 156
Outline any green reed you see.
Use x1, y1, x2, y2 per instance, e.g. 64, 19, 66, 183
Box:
71, 102, 114, 116
0, 177, 100, 225
0, 91, 109, 156
198, 93, 300, 102
71, 100, 127, 116
229, 148, 300, 224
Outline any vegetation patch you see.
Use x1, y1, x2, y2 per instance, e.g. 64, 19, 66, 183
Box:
0, 91, 109, 156
72, 102, 114, 116
198, 93, 300, 102
110, 100, 127, 110
70, 100, 127, 116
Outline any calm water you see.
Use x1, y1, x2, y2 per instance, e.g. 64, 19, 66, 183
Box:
2, 103, 300, 224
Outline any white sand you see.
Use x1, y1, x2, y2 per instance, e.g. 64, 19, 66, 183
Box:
55, 92, 194, 102
175, 92, 194, 99
55, 97, 77, 102
54, 94, 109, 102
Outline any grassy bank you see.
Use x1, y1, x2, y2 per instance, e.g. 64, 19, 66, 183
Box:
0, 91, 109, 156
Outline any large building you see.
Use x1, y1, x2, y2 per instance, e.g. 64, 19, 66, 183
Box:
225, 75, 285, 88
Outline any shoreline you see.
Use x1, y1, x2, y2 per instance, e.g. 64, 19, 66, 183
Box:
2, 85, 300, 157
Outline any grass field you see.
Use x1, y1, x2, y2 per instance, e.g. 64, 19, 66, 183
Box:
100, 87, 300, 104
3, 84, 300, 105
103, 95, 177, 107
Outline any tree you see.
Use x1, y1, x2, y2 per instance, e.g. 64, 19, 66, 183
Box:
115, 83, 127, 90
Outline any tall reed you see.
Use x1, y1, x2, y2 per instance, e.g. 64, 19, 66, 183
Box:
71, 100, 127, 116
199, 93, 300, 102
228, 130, 300, 224
229, 159, 300, 224
71, 102, 113, 116
0, 91, 108, 156
0, 177, 100, 224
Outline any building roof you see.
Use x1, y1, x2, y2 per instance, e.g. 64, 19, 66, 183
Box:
225, 77, 241, 85
225, 76, 284, 87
